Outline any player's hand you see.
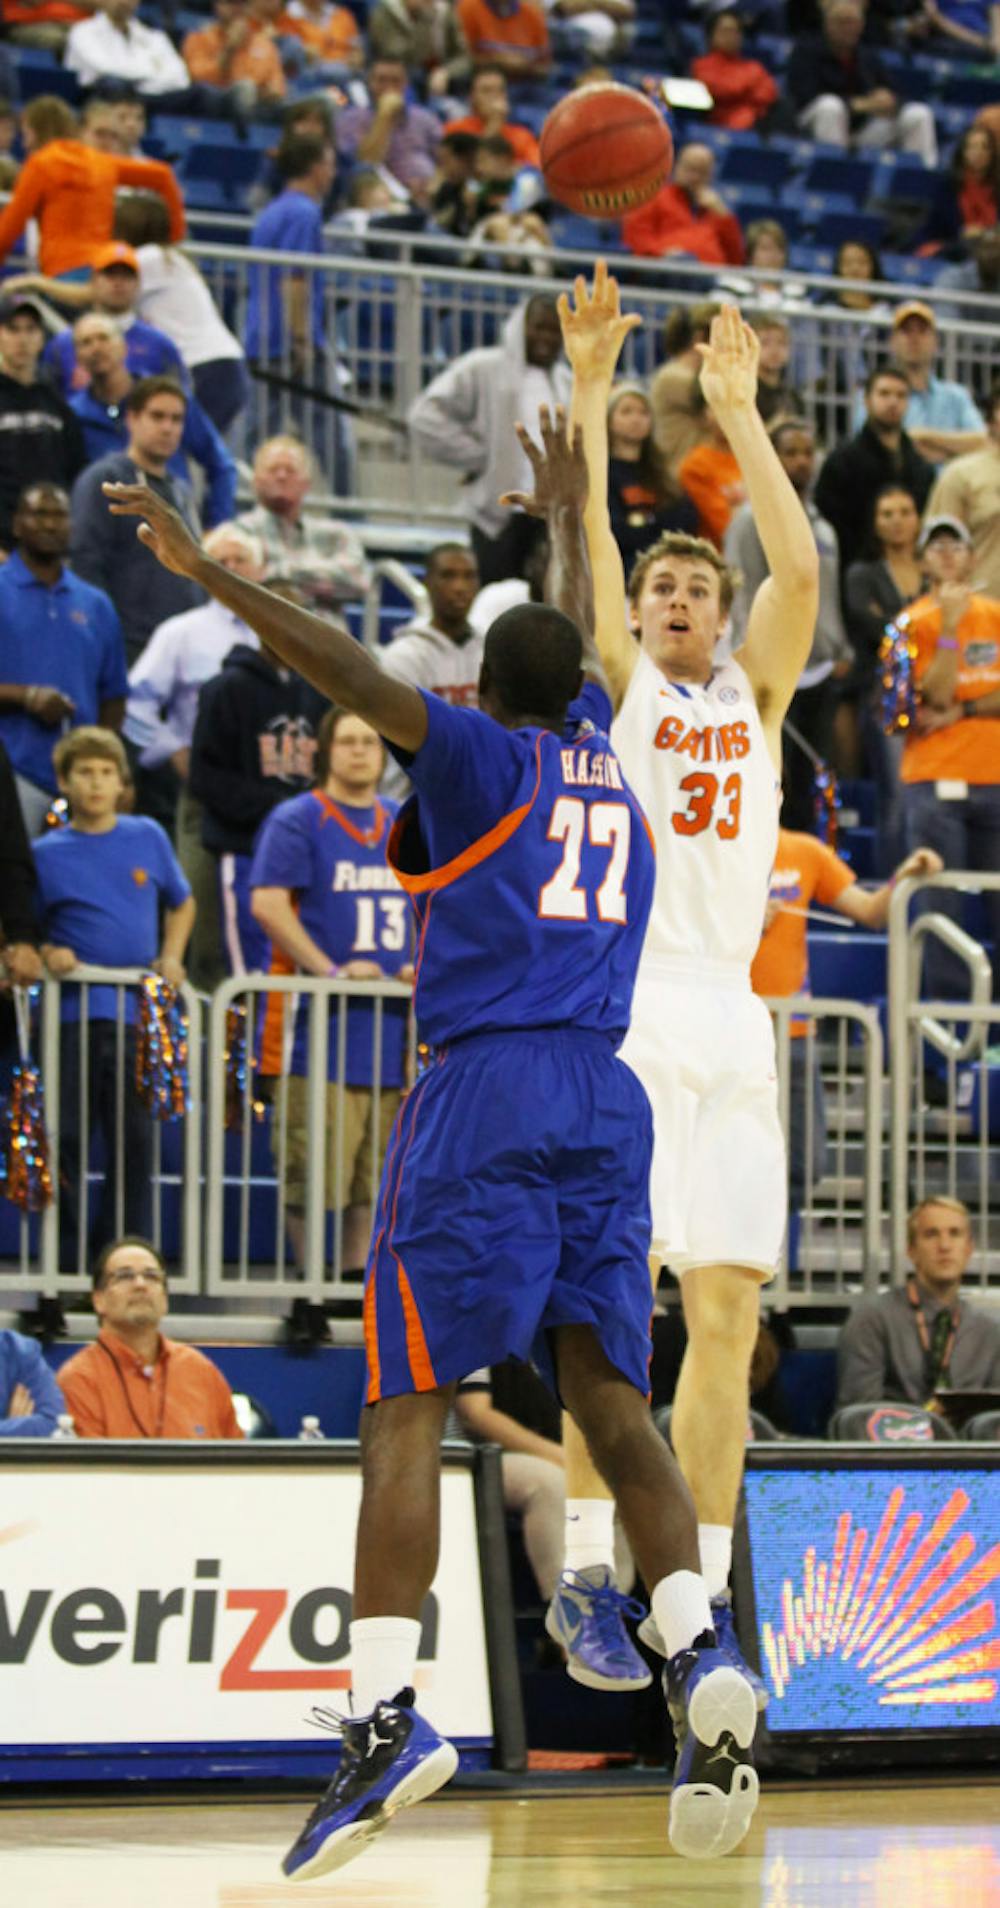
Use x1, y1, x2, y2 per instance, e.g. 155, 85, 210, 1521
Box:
102, 479, 202, 578
6, 1383, 34, 1419
500, 404, 588, 518
340, 959, 384, 979
914, 700, 961, 733
557, 259, 642, 386
894, 848, 944, 883
937, 578, 972, 632
696, 303, 759, 418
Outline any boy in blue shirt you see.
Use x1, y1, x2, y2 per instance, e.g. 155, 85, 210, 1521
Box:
33, 727, 194, 1272
250, 707, 413, 1278
105, 405, 760, 1878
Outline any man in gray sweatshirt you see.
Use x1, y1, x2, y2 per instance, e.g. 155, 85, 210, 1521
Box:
725, 415, 852, 834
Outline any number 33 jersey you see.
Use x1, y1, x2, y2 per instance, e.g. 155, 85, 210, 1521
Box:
611, 649, 779, 970
387, 682, 655, 1050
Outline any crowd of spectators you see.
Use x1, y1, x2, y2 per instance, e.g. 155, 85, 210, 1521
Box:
0, 0, 997, 1441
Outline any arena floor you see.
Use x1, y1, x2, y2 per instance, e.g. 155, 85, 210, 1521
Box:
3, 1781, 999, 1908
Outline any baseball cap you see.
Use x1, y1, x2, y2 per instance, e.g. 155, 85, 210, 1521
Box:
90, 241, 140, 275
918, 514, 973, 551
892, 300, 936, 329
0, 293, 46, 327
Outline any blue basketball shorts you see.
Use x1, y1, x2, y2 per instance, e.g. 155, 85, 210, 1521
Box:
362, 1027, 654, 1404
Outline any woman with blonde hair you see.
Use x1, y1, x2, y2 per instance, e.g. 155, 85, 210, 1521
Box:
607, 381, 698, 568
113, 192, 249, 435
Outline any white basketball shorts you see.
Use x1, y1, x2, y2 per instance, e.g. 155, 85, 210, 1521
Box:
619, 954, 785, 1278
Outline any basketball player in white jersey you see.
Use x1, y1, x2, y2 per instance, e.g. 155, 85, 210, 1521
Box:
545, 267, 819, 1698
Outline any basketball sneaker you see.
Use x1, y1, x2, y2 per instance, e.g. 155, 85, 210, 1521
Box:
665, 1636, 759, 1860
638, 1592, 769, 1711
545, 1565, 652, 1691
282, 1688, 458, 1882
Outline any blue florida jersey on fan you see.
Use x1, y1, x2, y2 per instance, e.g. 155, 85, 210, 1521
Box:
387, 682, 654, 1048
250, 789, 412, 1087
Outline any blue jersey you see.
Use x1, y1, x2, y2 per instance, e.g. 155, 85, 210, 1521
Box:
250, 788, 411, 1088
388, 683, 654, 1049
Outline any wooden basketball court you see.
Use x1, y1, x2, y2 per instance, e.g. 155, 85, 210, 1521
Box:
2, 1781, 999, 1908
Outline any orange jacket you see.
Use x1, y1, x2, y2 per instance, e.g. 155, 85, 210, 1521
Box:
691, 51, 778, 131
0, 140, 185, 278
676, 442, 744, 547
622, 183, 745, 265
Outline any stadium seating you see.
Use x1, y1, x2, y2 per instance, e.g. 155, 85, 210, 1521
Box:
828, 1403, 957, 1442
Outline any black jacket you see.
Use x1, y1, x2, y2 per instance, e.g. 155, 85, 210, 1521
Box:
844, 556, 925, 694
190, 644, 329, 856
0, 738, 39, 945
786, 34, 891, 118
0, 373, 86, 549
813, 422, 935, 572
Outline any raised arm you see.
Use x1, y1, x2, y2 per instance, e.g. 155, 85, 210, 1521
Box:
102, 481, 428, 753
702, 307, 819, 747
559, 264, 642, 709
499, 403, 605, 689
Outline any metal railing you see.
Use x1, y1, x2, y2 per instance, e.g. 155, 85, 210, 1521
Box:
768, 996, 885, 1306
177, 238, 1000, 508
4, 970, 203, 1300
203, 973, 416, 1301
888, 873, 1000, 1292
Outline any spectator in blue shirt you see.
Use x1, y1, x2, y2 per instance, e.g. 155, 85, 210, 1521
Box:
852, 303, 986, 466
245, 132, 352, 491
13, 241, 188, 399
70, 376, 205, 669
69, 313, 237, 528
0, 1330, 65, 1437
0, 483, 128, 837
34, 724, 194, 1271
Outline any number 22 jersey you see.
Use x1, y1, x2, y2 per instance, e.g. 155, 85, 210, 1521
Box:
387, 683, 655, 1049
611, 649, 779, 970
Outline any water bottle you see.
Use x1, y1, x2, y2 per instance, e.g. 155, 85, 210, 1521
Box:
298, 1415, 325, 1442
52, 1414, 77, 1440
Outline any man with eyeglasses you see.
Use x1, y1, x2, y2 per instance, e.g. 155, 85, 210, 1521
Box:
58, 1236, 243, 1439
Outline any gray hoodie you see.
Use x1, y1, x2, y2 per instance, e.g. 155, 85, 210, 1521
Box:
407, 303, 572, 537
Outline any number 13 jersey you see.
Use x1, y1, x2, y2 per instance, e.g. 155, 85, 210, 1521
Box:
611, 649, 779, 970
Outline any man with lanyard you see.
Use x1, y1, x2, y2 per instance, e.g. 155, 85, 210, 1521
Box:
836, 1197, 1000, 1407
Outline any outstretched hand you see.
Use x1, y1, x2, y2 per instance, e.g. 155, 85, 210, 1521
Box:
696, 303, 760, 418
557, 258, 642, 386
102, 478, 202, 579
500, 404, 588, 518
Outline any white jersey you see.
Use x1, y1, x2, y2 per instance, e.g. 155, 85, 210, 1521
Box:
612, 648, 779, 970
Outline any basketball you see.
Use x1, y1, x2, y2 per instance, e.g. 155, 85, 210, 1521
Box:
540, 83, 673, 220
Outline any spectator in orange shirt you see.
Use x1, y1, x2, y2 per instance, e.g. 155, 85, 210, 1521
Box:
753, 830, 941, 1206
3, 0, 93, 54
901, 513, 1000, 998
183, 0, 287, 109
677, 398, 745, 548
456, 0, 551, 81
59, 1236, 244, 1439
622, 141, 745, 265
0, 95, 185, 281
691, 9, 779, 132
445, 64, 541, 167
278, 0, 363, 72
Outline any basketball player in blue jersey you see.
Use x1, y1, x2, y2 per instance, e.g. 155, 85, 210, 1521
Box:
104, 428, 760, 1878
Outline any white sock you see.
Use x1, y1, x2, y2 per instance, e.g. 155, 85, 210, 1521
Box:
699, 1524, 733, 1601
563, 1497, 617, 1576
651, 1570, 714, 1660
349, 1616, 421, 1718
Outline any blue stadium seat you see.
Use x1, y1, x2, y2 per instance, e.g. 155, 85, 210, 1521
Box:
179, 142, 262, 212
801, 153, 877, 202
870, 153, 941, 208
16, 57, 80, 104
788, 241, 835, 272
940, 68, 999, 108
808, 931, 887, 1002
716, 143, 794, 190
818, 209, 887, 248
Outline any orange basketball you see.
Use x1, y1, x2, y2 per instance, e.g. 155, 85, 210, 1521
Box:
540, 83, 673, 220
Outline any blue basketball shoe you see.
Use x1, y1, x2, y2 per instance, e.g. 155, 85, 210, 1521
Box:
639, 1592, 769, 1711
665, 1637, 759, 1860
545, 1566, 652, 1691
282, 1688, 458, 1882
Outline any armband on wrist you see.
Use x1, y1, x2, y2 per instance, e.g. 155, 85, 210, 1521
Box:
936, 637, 959, 651
323, 961, 338, 977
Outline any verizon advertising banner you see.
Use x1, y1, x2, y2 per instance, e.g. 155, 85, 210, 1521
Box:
0, 1455, 493, 1753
